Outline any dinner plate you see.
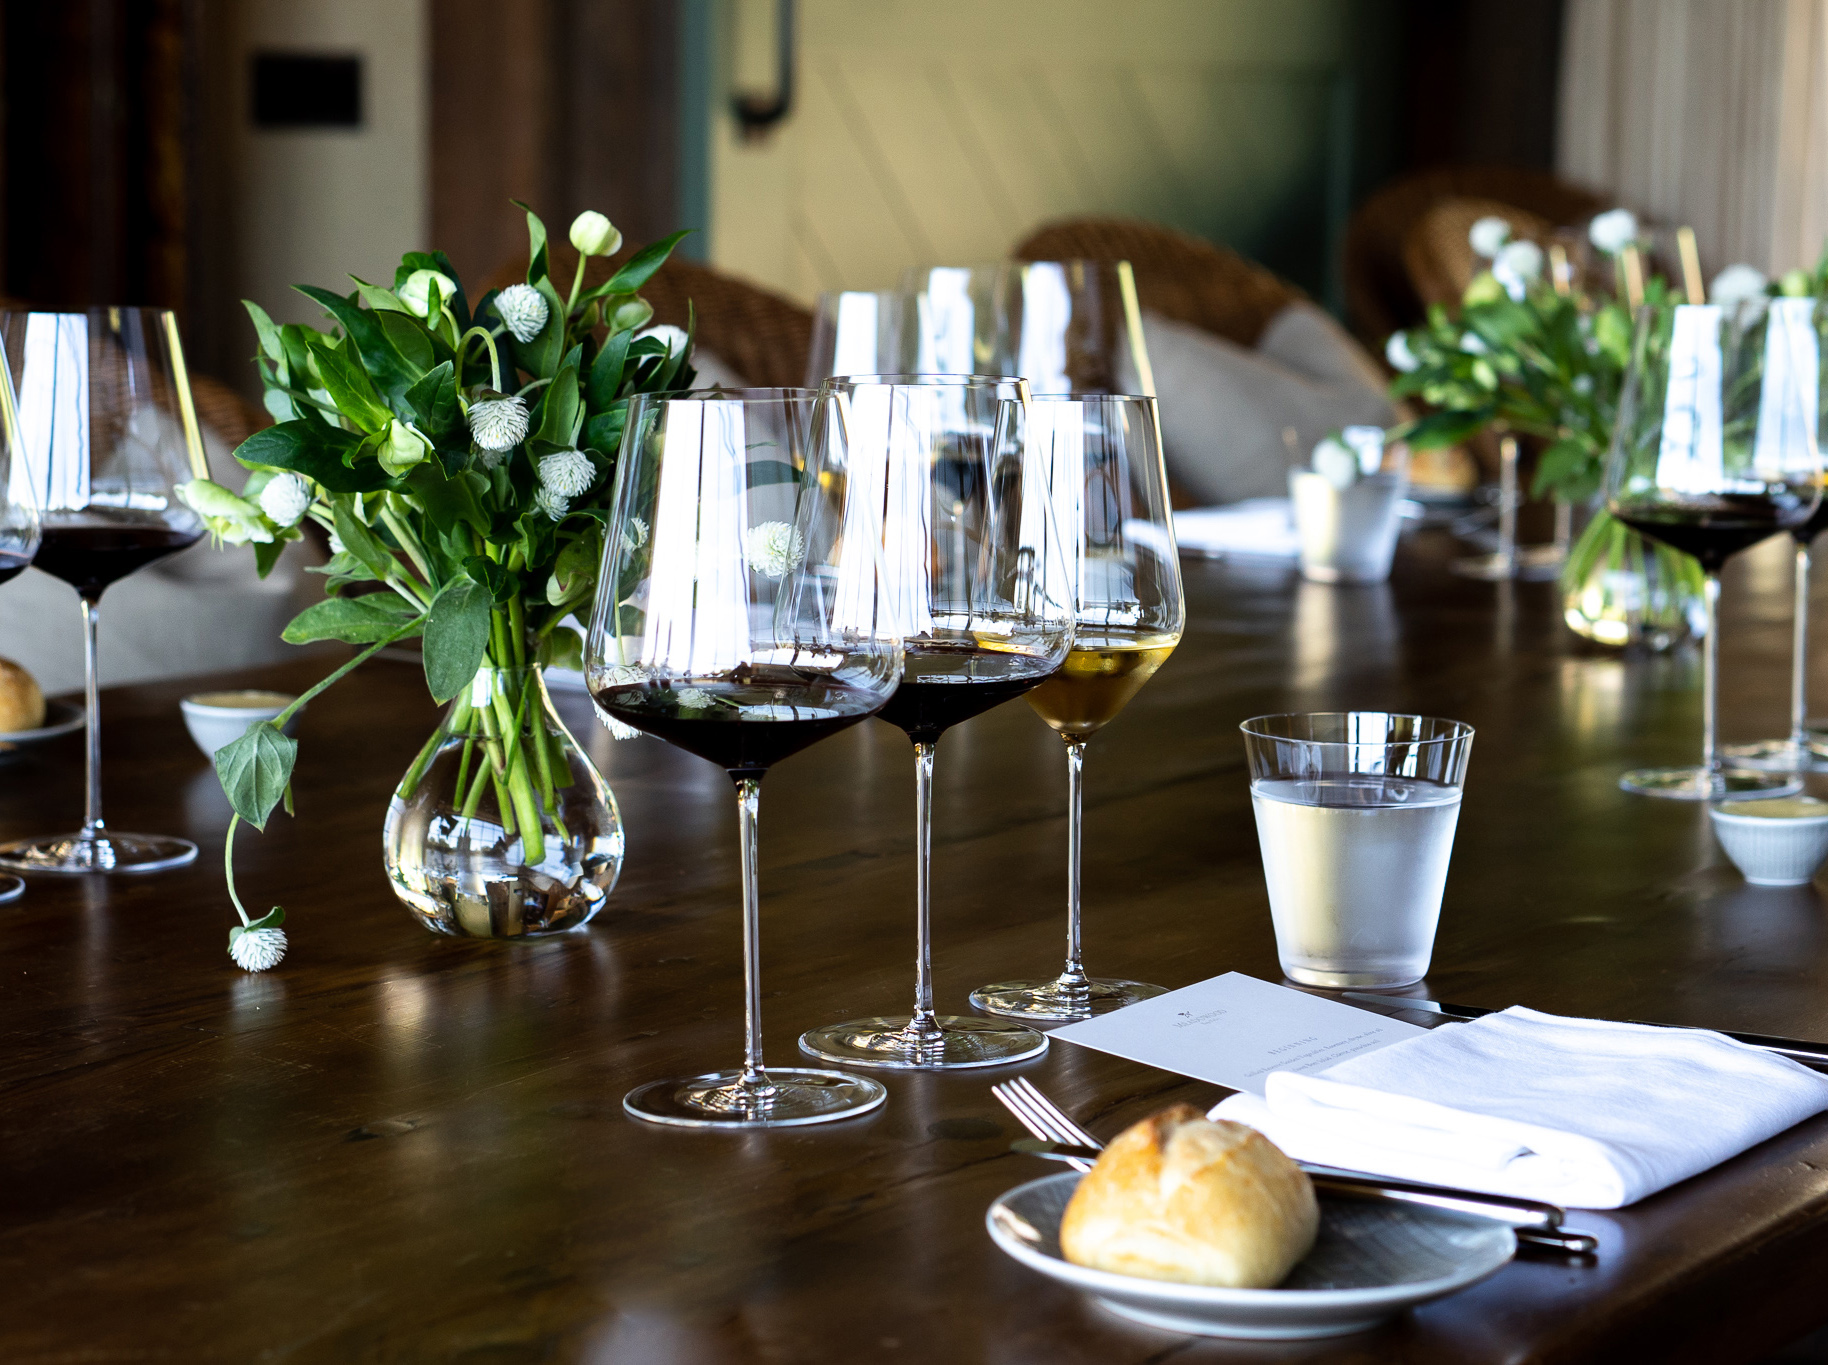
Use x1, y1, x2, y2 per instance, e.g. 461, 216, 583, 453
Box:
986, 1172, 1514, 1340
0, 701, 83, 765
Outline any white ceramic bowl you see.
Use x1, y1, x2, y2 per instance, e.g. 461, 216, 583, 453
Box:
180, 690, 302, 760
986, 1173, 1514, 1340
1710, 797, 1828, 886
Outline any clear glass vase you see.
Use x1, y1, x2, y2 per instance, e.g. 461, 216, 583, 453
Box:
1561, 508, 1707, 652
384, 665, 623, 938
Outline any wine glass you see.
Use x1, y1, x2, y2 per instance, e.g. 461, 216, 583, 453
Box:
900, 261, 1154, 396
972, 394, 1184, 1019
798, 374, 1074, 1070
0, 352, 42, 902
584, 387, 903, 1128
1606, 296, 1824, 799
0, 309, 206, 872
1720, 501, 1828, 773
805, 290, 909, 386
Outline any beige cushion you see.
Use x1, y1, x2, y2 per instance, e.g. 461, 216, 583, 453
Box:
1146, 303, 1397, 506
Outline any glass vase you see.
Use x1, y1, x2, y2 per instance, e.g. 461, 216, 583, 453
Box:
384, 665, 623, 938
1561, 509, 1707, 652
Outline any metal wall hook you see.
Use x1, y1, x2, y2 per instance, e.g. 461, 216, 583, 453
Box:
731, 0, 795, 140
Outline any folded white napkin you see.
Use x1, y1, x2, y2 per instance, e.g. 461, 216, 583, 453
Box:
1172, 498, 1300, 560
1210, 1007, 1828, 1209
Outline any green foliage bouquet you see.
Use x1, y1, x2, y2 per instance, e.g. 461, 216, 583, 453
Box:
179, 205, 691, 971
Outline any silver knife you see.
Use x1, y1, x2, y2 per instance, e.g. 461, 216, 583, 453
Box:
1340, 993, 1828, 1068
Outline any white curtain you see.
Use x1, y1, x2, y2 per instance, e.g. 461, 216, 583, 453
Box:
1558, 0, 1828, 275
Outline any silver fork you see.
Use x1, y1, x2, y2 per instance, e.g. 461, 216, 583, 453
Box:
990, 1076, 1598, 1256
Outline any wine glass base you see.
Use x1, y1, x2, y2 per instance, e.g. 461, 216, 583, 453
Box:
623, 1067, 887, 1129
0, 831, 199, 874
1718, 739, 1828, 773
1617, 767, 1802, 801
970, 976, 1166, 1022
1451, 552, 1560, 582
798, 1015, 1047, 1070
0, 875, 23, 904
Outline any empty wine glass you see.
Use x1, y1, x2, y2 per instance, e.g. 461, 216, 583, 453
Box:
805, 290, 909, 386
798, 374, 1074, 1069
585, 387, 903, 1128
0, 309, 206, 873
0, 353, 42, 902
1606, 296, 1824, 799
1720, 499, 1828, 773
972, 395, 1184, 1019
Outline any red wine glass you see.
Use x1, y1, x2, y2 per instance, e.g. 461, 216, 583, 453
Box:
1606, 297, 1825, 799
584, 388, 903, 1128
0, 309, 206, 871
798, 374, 1074, 1070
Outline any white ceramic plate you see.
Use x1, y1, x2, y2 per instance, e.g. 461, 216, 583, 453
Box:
0, 700, 83, 764
987, 1172, 1515, 1340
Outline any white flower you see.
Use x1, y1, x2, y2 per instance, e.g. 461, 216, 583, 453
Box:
1341, 425, 1386, 476
599, 713, 642, 740
400, 269, 455, 320
637, 324, 689, 360
1312, 436, 1359, 490
534, 486, 570, 522
257, 472, 312, 527
1710, 263, 1770, 309
676, 687, 716, 710
1572, 373, 1594, 396
1385, 331, 1419, 373
495, 283, 550, 344
623, 515, 650, 551
229, 925, 287, 972
744, 521, 804, 579
469, 394, 529, 451
1460, 332, 1489, 355
1589, 208, 1640, 256
379, 419, 431, 476
327, 529, 346, 556
1492, 239, 1544, 300
175, 478, 273, 545
1468, 215, 1512, 259
538, 449, 594, 499
570, 211, 623, 258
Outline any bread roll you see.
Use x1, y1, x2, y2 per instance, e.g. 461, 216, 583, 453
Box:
0, 657, 44, 733
1059, 1104, 1318, 1288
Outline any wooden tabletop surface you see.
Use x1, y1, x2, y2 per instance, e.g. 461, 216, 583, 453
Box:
5, 529, 1828, 1364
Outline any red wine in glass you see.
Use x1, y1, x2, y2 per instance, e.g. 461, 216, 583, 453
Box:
33, 522, 202, 601
0, 550, 31, 588
876, 641, 1059, 744
1612, 495, 1801, 573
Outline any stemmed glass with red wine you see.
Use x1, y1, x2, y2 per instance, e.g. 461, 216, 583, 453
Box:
1606, 296, 1825, 799
798, 375, 1074, 1070
0, 309, 206, 872
585, 388, 904, 1128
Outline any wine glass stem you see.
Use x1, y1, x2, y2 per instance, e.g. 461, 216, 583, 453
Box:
1058, 737, 1089, 991
80, 597, 105, 839
1793, 542, 1813, 751
735, 777, 769, 1093
1702, 572, 1721, 776
911, 740, 939, 1034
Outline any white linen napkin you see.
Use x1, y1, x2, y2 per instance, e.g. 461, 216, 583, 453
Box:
1172, 498, 1300, 560
1210, 1006, 1828, 1209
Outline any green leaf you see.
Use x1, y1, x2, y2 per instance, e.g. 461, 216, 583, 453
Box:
517, 200, 551, 287
403, 361, 460, 437
294, 284, 422, 405
308, 336, 394, 434
463, 555, 518, 604
332, 500, 397, 583
422, 578, 493, 702
588, 329, 633, 409
235, 421, 388, 494
605, 230, 690, 294
214, 721, 299, 832
1400, 407, 1494, 450
244, 301, 288, 382
351, 277, 411, 314
514, 276, 568, 380
378, 311, 438, 375
282, 593, 425, 644
536, 362, 581, 448
254, 539, 288, 579
405, 461, 490, 536
538, 625, 583, 672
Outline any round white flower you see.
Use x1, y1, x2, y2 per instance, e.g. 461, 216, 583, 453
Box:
327, 529, 346, 556
1572, 373, 1595, 396
1492, 239, 1544, 300
1385, 331, 1419, 373
623, 515, 650, 550
570, 210, 623, 258
1468, 215, 1512, 259
1589, 208, 1640, 255
229, 925, 287, 973
533, 485, 570, 522
495, 283, 550, 345
538, 449, 594, 499
1460, 332, 1489, 355
676, 687, 716, 710
469, 394, 530, 452
257, 472, 312, 527
1710, 263, 1770, 309
744, 521, 804, 579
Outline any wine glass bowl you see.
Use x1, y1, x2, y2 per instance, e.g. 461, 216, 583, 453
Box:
585, 387, 902, 1127
0, 309, 206, 873
1605, 297, 1824, 799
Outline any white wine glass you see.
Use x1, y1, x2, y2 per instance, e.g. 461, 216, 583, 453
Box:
0, 350, 42, 902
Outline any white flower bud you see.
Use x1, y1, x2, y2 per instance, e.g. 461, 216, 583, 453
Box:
380, 419, 431, 476
569, 211, 623, 258
1385, 332, 1419, 373
1710, 263, 1770, 309
257, 472, 313, 527
1588, 208, 1640, 256
1492, 239, 1544, 300
1460, 333, 1489, 355
469, 394, 530, 452
400, 269, 456, 320
229, 925, 287, 972
537, 449, 594, 499
175, 478, 274, 545
533, 485, 570, 522
1468, 216, 1512, 259
495, 283, 550, 344
636, 324, 689, 359
743, 521, 804, 579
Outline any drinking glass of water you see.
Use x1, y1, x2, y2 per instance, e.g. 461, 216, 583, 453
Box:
1241, 713, 1474, 988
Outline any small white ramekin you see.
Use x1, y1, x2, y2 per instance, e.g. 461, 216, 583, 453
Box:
180, 690, 302, 760
1710, 797, 1828, 886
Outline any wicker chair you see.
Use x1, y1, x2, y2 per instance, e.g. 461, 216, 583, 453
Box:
484, 251, 814, 390
190, 373, 271, 451
1402, 197, 1558, 312
1012, 217, 1305, 348
1345, 166, 1606, 347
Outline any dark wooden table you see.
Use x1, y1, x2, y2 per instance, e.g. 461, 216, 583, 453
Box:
5, 530, 1828, 1363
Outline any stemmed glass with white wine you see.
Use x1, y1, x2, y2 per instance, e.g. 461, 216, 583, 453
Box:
585, 387, 904, 1128
0, 347, 42, 902
1606, 295, 1824, 799
972, 395, 1184, 1019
